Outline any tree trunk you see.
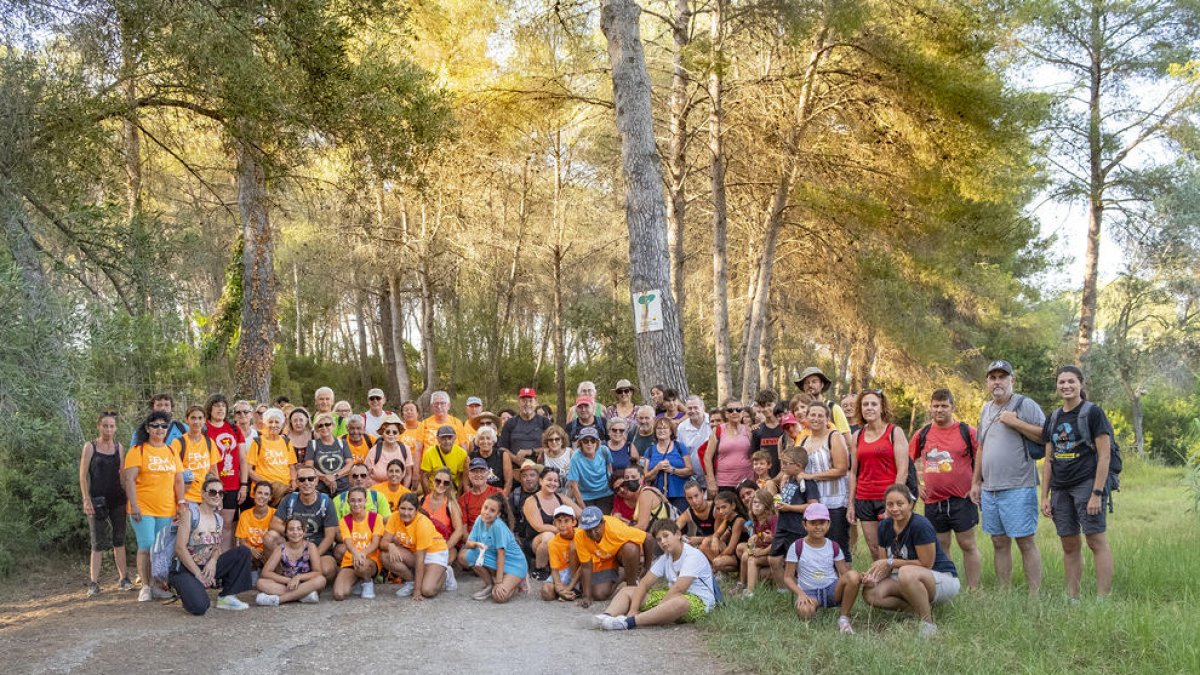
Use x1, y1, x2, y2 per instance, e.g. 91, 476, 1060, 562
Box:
758, 305, 776, 392
380, 278, 401, 400
1077, 3, 1105, 363
856, 325, 877, 391
739, 167, 792, 399
553, 244, 568, 426
488, 161, 530, 403
709, 0, 733, 404
600, 0, 689, 399
1131, 391, 1144, 455
355, 279, 371, 389
233, 136, 276, 403
666, 0, 691, 318
418, 258, 437, 402
293, 261, 304, 356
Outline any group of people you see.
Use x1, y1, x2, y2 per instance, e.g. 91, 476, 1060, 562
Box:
80, 360, 1118, 635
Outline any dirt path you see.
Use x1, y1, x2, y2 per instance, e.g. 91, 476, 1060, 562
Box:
1, 572, 733, 675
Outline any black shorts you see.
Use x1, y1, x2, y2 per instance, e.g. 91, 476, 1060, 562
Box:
924, 496, 979, 534
223, 489, 242, 511
826, 506, 851, 563
769, 530, 803, 558
88, 503, 127, 552
855, 499, 886, 522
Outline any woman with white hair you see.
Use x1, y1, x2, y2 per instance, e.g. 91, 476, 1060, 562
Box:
248, 407, 297, 504
470, 426, 512, 494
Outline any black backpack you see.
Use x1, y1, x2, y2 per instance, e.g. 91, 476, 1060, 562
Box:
915, 422, 975, 465
1046, 401, 1122, 511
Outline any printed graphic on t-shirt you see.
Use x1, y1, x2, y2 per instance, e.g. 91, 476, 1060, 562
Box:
1052, 423, 1079, 460
921, 447, 954, 474
316, 450, 346, 475
147, 453, 177, 473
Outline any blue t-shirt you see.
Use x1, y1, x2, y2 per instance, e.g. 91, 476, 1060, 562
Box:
607, 443, 633, 473
645, 441, 689, 498
567, 448, 614, 500
877, 514, 957, 577
467, 517, 528, 577
775, 476, 821, 536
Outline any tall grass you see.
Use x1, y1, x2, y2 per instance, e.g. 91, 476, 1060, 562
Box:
698, 458, 1200, 674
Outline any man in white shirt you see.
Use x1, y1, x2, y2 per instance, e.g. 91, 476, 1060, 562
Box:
362, 388, 389, 436
674, 395, 709, 479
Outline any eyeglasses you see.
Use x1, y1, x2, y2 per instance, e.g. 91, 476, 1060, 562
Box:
609, 428, 627, 433
147, 423, 169, 430
204, 489, 223, 497
315, 422, 333, 429
725, 407, 743, 413
297, 476, 318, 483
434, 479, 451, 486
234, 410, 251, 415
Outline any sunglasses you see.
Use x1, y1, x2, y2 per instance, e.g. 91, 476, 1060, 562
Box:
580, 438, 598, 444
610, 428, 627, 433
864, 389, 884, 397
616, 388, 633, 394
101, 410, 118, 417
234, 410, 252, 415
434, 479, 451, 486
315, 422, 333, 429
147, 423, 169, 430
204, 488, 223, 497
725, 407, 743, 413
351, 473, 369, 479
297, 476, 318, 483
368, 396, 383, 401
547, 437, 564, 443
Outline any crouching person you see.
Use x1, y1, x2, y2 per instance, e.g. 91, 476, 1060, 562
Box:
573, 506, 647, 608
781, 503, 861, 633
169, 478, 253, 614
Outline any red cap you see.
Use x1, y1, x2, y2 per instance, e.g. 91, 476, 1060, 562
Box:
575, 395, 594, 406
780, 412, 799, 427
518, 387, 537, 398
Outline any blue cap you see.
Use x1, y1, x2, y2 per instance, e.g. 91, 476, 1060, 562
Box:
466, 396, 483, 406
579, 506, 604, 529
468, 457, 488, 471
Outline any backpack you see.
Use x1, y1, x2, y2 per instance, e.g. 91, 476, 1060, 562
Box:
371, 438, 409, 467
281, 491, 330, 522
176, 434, 215, 461
151, 502, 223, 581
1047, 401, 1122, 511
792, 538, 843, 561
915, 422, 975, 466
857, 424, 920, 500
341, 511, 379, 542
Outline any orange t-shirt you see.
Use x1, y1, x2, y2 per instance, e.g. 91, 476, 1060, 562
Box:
235, 506, 275, 552
339, 512, 385, 567
372, 481, 412, 513
573, 516, 646, 572
386, 512, 447, 554
343, 434, 377, 465
548, 532, 576, 573
124, 443, 183, 518
419, 415, 467, 452
173, 435, 222, 503
249, 435, 294, 485
400, 424, 423, 457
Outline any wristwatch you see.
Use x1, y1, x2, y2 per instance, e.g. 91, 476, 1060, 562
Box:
1091, 489, 1104, 497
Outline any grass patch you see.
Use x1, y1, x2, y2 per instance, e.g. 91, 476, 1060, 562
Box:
698, 458, 1200, 674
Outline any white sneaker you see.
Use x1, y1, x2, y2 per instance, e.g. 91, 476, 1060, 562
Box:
602, 615, 629, 631
919, 621, 938, 638
838, 616, 855, 635
216, 595, 249, 611
589, 614, 610, 629
472, 585, 494, 601
351, 581, 363, 596
395, 581, 415, 597
300, 591, 320, 604
443, 567, 457, 591
361, 581, 376, 599
255, 593, 280, 607
137, 587, 152, 602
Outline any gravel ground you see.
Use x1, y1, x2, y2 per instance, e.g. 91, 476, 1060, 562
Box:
1, 573, 735, 675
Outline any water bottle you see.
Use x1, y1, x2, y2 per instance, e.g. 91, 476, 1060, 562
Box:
182, 469, 195, 484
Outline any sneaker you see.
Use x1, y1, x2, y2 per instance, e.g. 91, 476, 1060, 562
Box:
300, 591, 320, 604
87, 582, 101, 597
838, 616, 855, 635
601, 615, 629, 631
918, 621, 938, 638
443, 567, 457, 592
472, 585, 494, 601
151, 586, 175, 600
395, 581, 415, 598
216, 595, 249, 611
351, 581, 363, 596
741, 589, 755, 599
589, 613, 611, 629
255, 593, 280, 607
531, 567, 550, 582
361, 581, 376, 600
118, 577, 133, 592
137, 587, 153, 602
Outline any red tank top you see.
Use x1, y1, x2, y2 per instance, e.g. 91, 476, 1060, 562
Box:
856, 424, 898, 501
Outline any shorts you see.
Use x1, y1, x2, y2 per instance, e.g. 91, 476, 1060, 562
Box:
924, 496, 979, 534
641, 588, 708, 622
423, 548, 452, 570
855, 499, 886, 522
88, 505, 127, 552
129, 515, 174, 550
592, 567, 618, 585
981, 486, 1039, 538
802, 581, 839, 608
222, 490, 241, 511
1051, 482, 1106, 537
826, 506, 851, 564
584, 495, 614, 514
769, 531, 802, 558
889, 569, 960, 604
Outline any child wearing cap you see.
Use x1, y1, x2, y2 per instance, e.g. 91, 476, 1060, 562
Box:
574, 506, 648, 607
541, 505, 583, 602
567, 427, 614, 513
782, 502, 861, 633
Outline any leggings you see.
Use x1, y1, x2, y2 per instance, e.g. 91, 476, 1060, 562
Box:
168, 545, 254, 615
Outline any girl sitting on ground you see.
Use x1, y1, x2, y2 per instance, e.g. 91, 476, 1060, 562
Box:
782, 502, 861, 634
675, 480, 715, 542
463, 493, 529, 603
383, 492, 452, 601
706, 490, 748, 573
255, 516, 326, 605
332, 487, 385, 600
737, 488, 776, 597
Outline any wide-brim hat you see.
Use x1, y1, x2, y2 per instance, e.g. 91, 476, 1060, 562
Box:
794, 367, 832, 392
379, 412, 404, 429
611, 379, 634, 392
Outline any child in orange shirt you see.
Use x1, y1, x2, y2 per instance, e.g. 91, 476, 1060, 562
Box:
541, 505, 582, 602
236, 483, 275, 571
332, 487, 384, 600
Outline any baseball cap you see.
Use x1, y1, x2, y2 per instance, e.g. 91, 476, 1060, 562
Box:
576, 427, 600, 442
579, 506, 603, 529
987, 359, 1014, 376
575, 395, 594, 407
437, 424, 457, 438
367, 388, 385, 399
518, 387, 537, 398
803, 503, 831, 521
468, 457, 488, 471
779, 412, 799, 427
518, 459, 543, 474
552, 505, 576, 519
466, 396, 483, 407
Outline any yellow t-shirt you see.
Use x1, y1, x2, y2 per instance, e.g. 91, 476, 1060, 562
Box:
386, 512, 447, 554
548, 532, 576, 573
419, 415, 467, 452
235, 506, 275, 552
419, 444, 469, 487
339, 512, 385, 567
573, 516, 646, 572
400, 424, 424, 456
342, 434, 377, 465
372, 481, 412, 513
173, 435, 222, 503
249, 435, 294, 485
124, 443, 183, 518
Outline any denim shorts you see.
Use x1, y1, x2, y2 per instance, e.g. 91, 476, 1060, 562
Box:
980, 486, 1039, 538
129, 515, 174, 550
802, 581, 839, 608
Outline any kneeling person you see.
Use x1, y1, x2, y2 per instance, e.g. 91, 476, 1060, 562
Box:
782, 503, 860, 634
592, 520, 717, 630
574, 506, 648, 607
333, 487, 385, 600
541, 506, 582, 602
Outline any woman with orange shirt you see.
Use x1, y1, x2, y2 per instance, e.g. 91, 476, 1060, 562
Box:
422, 467, 465, 557
247, 408, 296, 505
333, 487, 385, 600
383, 493, 452, 600
372, 460, 412, 513
124, 410, 185, 602
174, 406, 221, 505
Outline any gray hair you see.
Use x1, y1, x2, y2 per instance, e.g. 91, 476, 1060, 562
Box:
475, 426, 498, 442
315, 386, 334, 399
576, 380, 597, 394
263, 407, 286, 424
431, 390, 450, 404
636, 405, 656, 417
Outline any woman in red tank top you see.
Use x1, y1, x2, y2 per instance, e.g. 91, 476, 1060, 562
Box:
847, 390, 909, 561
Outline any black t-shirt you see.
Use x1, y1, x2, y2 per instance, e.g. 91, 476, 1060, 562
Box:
750, 423, 786, 476
499, 415, 551, 454
278, 493, 336, 546
306, 439, 352, 494
566, 416, 607, 444
877, 514, 958, 577
632, 432, 656, 458
1041, 402, 1113, 489
775, 476, 821, 536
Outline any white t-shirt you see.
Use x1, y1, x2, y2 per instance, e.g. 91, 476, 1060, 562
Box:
649, 543, 717, 611
363, 411, 386, 437
674, 416, 709, 476
785, 538, 843, 591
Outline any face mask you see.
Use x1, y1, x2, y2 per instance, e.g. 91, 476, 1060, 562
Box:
623, 479, 640, 493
